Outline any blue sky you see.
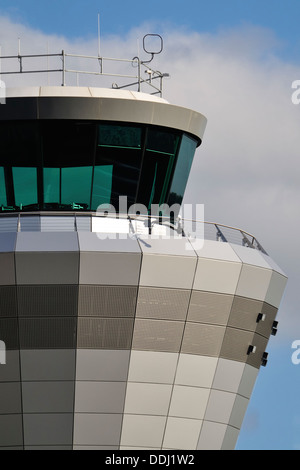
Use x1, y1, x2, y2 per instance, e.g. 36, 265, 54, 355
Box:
0, 0, 300, 450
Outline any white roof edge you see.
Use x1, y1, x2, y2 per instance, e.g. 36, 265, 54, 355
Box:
5, 86, 169, 103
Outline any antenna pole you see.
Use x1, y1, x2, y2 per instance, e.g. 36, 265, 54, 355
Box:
97, 13, 101, 57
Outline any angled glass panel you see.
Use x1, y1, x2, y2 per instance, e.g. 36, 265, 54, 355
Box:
136, 128, 180, 213
0, 167, 7, 208
43, 168, 60, 206
13, 167, 38, 209
91, 165, 113, 209
96, 124, 142, 212
167, 134, 197, 207
61, 166, 93, 210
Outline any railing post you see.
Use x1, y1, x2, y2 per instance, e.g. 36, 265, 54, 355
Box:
62, 50, 65, 86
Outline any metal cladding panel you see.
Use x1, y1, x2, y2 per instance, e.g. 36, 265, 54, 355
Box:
23, 414, 73, 446
78, 232, 141, 253
174, 354, 218, 388
193, 258, 242, 294
77, 317, 134, 349
212, 358, 246, 394
162, 417, 202, 450
257, 302, 278, 337
73, 414, 123, 446
15, 252, 79, 284
20, 349, 76, 381
0, 253, 16, 285
0, 350, 20, 382
127, 351, 178, 384
131, 319, 185, 353
187, 291, 234, 325
0, 415, 23, 447
139, 254, 197, 289
18, 317, 77, 349
17, 285, 78, 317
0, 232, 17, 252
78, 285, 137, 317
0, 382, 22, 414
22, 382, 74, 413
79, 252, 141, 285
120, 415, 166, 448
228, 296, 264, 332
0, 286, 17, 318
74, 382, 127, 413
265, 270, 288, 308
197, 421, 228, 450
235, 264, 273, 301
136, 287, 190, 321
15, 232, 79, 252
124, 383, 172, 416
181, 323, 226, 356
75, 349, 130, 381
191, 239, 241, 262
168, 385, 210, 420
220, 328, 254, 365
0, 318, 19, 350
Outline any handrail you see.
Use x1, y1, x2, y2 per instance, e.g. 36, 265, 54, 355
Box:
0, 49, 168, 97
0, 211, 267, 254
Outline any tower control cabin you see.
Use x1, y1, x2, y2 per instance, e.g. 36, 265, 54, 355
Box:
0, 48, 287, 450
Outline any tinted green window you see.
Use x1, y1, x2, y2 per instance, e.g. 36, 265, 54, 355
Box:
61, 166, 92, 209
168, 134, 198, 206
136, 129, 180, 213
96, 124, 142, 211
44, 168, 60, 205
91, 165, 113, 209
13, 167, 38, 209
0, 167, 7, 208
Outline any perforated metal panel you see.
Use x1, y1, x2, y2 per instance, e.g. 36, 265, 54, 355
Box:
131, 319, 185, 353
187, 290, 233, 325
17, 285, 78, 317
78, 285, 138, 317
77, 317, 134, 349
136, 287, 190, 320
181, 323, 226, 356
0, 286, 17, 318
18, 317, 77, 349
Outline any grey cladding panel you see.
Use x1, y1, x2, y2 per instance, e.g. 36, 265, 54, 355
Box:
228, 296, 264, 332
77, 317, 134, 349
220, 328, 254, 365
15, 252, 79, 284
79, 252, 141, 286
78, 285, 138, 317
19, 317, 77, 349
0, 232, 17, 252
20, 349, 76, 381
132, 319, 185, 353
187, 291, 234, 325
0, 253, 16, 285
181, 323, 226, 356
16, 232, 79, 251
136, 287, 190, 321
17, 285, 78, 317
22, 382, 74, 413
0, 286, 17, 318
23, 414, 73, 446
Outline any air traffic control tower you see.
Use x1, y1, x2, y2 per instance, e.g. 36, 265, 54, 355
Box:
0, 38, 287, 450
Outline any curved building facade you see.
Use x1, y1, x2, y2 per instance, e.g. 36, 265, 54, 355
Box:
0, 87, 287, 450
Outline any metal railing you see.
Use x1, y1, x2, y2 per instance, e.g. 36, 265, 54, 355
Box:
0, 211, 267, 254
0, 49, 169, 96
